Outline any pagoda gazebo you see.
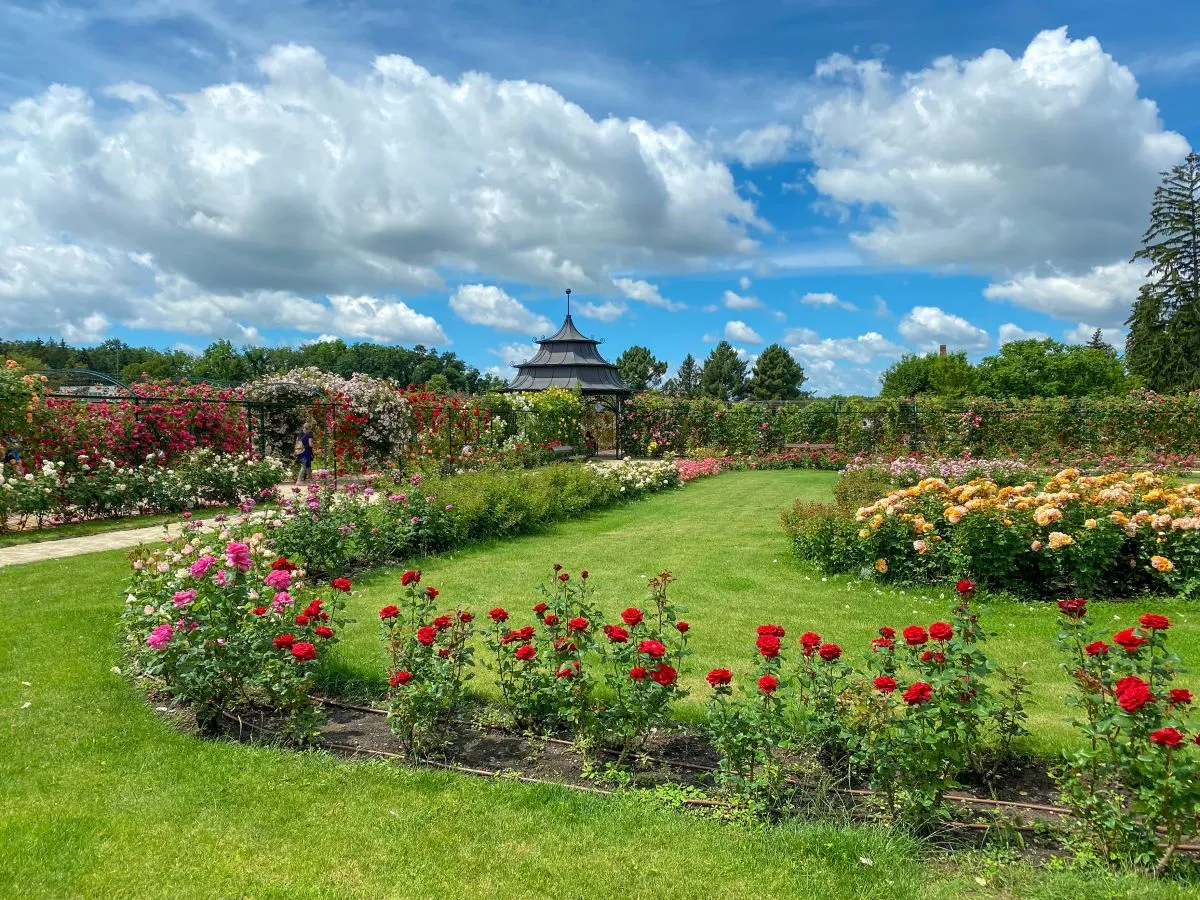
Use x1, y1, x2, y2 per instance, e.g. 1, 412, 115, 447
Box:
505, 290, 631, 455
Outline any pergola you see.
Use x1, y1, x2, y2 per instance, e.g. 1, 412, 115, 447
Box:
504, 290, 631, 454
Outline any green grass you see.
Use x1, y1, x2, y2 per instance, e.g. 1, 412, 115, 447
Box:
0, 506, 238, 548
1, 471, 1198, 897
329, 470, 1200, 754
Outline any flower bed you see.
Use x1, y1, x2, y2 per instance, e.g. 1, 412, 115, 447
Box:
673, 450, 846, 483
788, 468, 1200, 599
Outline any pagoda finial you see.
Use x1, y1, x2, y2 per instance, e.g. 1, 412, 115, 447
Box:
565, 287, 571, 317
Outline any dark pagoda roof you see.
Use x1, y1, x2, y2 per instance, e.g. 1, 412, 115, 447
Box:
505, 313, 631, 394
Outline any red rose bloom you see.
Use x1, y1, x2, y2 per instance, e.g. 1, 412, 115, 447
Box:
295, 614, 310, 626
621, 608, 644, 627
706, 668, 733, 688
291, 641, 317, 661
651, 664, 678, 686
400, 570, 421, 586
874, 676, 897, 693
871, 637, 894, 651
459, 611, 474, 624
638, 639, 667, 658
603, 624, 629, 643
425, 587, 440, 600
379, 605, 400, 620
438, 648, 450, 658
1057, 598, 1088, 619
928, 621, 953, 641
331, 577, 351, 592
567, 616, 589, 632
389, 670, 413, 687
512, 625, 535, 642
1113, 628, 1148, 652
580, 570, 589, 580
818, 642, 842, 661
903, 625, 928, 646
304, 600, 324, 617
315, 625, 334, 639
756, 634, 782, 658
1114, 675, 1153, 712
757, 624, 787, 638
515, 644, 536, 661
629, 666, 648, 681
558, 573, 570, 582
432, 615, 452, 631
956, 579, 976, 596
541, 614, 558, 627
416, 626, 437, 646
1084, 640, 1110, 656
798, 631, 821, 655
273, 633, 295, 649
553, 563, 563, 572
879, 626, 896, 639
758, 674, 779, 694
488, 607, 509, 623
1151, 727, 1183, 747
903, 681, 932, 704
252, 606, 267, 616
675, 621, 690, 633
1139, 613, 1170, 631
1169, 688, 1193, 705
271, 557, 297, 572
556, 667, 575, 678
533, 602, 548, 614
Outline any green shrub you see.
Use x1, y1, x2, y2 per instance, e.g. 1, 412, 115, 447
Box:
781, 501, 864, 575
833, 467, 891, 512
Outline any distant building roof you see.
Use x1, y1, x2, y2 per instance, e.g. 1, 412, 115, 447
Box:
505, 312, 631, 394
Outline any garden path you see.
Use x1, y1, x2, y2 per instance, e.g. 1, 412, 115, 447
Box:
0, 522, 188, 567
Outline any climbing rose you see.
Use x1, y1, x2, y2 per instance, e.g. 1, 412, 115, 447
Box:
401, 570, 421, 586
1151, 727, 1183, 748
757, 674, 779, 694
818, 643, 842, 661
621, 608, 644, 627
903, 682, 932, 704
955, 579, 976, 596
315, 626, 334, 639
929, 622, 953, 642
331, 578, 351, 592
273, 633, 295, 649
1113, 628, 1148, 652
488, 607, 509, 623
291, 641, 317, 661
416, 626, 437, 646
603, 624, 629, 643
568, 617, 589, 632
379, 605, 400, 620
629, 665, 648, 681
1114, 675, 1153, 712
1139, 613, 1170, 631
756, 634, 781, 658
1084, 640, 1109, 656
389, 670, 412, 687
650, 664, 677, 687
874, 676, 897, 693
1056, 598, 1087, 619
515, 644, 536, 661
707, 668, 733, 688
903, 625, 928, 646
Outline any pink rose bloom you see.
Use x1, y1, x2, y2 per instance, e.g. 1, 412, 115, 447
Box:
172, 589, 197, 608
143, 604, 155, 616
146, 623, 174, 650
156, 561, 171, 574
133, 560, 144, 571
264, 569, 291, 591
214, 569, 230, 587
271, 591, 293, 611
190, 556, 217, 579
225, 542, 252, 572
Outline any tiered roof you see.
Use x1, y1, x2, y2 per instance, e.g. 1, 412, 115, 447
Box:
505, 312, 630, 394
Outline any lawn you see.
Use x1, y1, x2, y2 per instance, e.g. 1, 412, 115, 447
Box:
2, 470, 1197, 897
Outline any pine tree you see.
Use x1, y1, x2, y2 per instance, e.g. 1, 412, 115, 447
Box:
615, 345, 668, 391
1086, 328, 1111, 352
747, 344, 806, 399
665, 354, 700, 397
1126, 151, 1200, 391
699, 341, 747, 401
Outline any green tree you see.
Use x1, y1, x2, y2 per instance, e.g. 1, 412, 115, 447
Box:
664, 354, 700, 398
1126, 151, 1200, 392
975, 339, 1128, 398
615, 345, 668, 391
192, 340, 250, 384
699, 341, 747, 401
424, 373, 452, 395
747, 343, 806, 399
879, 352, 977, 399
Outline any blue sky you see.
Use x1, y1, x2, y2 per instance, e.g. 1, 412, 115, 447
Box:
1, 0, 1197, 393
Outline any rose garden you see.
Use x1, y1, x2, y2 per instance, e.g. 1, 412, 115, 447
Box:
5, 360, 1200, 896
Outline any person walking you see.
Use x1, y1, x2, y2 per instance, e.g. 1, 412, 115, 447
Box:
294, 421, 315, 483
2, 434, 22, 472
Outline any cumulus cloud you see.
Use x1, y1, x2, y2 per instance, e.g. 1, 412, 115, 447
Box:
1063, 323, 1126, 345
983, 261, 1147, 328
798, 291, 857, 311
739, 275, 753, 291
788, 331, 906, 365
805, 29, 1189, 275
574, 299, 626, 322
898, 306, 990, 352
449, 284, 554, 335
998, 323, 1050, 345
723, 289, 761, 310
614, 278, 687, 311
490, 341, 541, 367
725, 123, 799, 166
0, 45, 757, 341
724, 320, 764, 344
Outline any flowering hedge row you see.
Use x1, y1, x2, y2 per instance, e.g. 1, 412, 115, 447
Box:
788, 468, 1199, 600
0, 450, 286, 531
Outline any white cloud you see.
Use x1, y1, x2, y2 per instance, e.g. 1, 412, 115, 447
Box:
702, 304, 719, 313
1063, 323, 1126, 346
998, 323, 1050, 345
898, 306, 990, 352
490, 342, 541, 367
723, 289, 761, 310
788, 331, 906, 365
449, 284, 553, 335
61, 312, 110, 344
329, 295, 448, 344
983, 261, 1147, 328
771, 309, 787, 322
798, 291, 857, 311
783, 327, 819, 344
872, 297, 891, 317
574, 299, 626, 322
724, 320, 764, 344
725, 123, 799, 166
739, 275, 753, 291
0, 46, 756, 341
805, 29, 1189, 274
801, 358, 887, 396
613, 278, 687, 311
